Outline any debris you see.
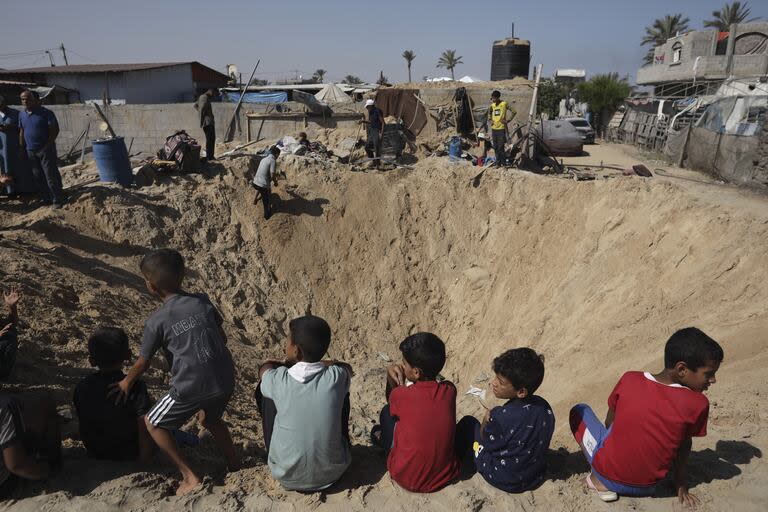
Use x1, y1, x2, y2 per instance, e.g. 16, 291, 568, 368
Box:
377, 351, 392, 362
473, 372, 490, 383
466, 386, 487, 400
133, 163, 157, 187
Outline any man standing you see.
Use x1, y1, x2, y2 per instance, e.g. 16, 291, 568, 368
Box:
251, 146, 280, 220
487, 91, 515, 167
18, 90, 64, 208
361, 99, 384, 169
195, 89, 216, 161
0, 95, 21, 197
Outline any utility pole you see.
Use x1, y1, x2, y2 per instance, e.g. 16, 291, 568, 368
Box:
59, 43, 69, 65
45, 50, 55, 67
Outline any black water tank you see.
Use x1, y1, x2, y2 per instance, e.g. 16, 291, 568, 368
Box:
490, 38, 530, 81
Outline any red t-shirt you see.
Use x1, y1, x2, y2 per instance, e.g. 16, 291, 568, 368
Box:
387, 380, 460, 492
593, 371, 709, 486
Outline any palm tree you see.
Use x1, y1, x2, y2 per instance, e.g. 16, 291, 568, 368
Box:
312, 69, 326, 83
704, 2, 758, 31
402, 50, 416, 83
578, 73, 631, 131
436, 50, 463, 80
641, 14, 690, 64
343, 75, 363, 84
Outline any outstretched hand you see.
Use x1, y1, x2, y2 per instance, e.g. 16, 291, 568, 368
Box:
0, 323, 12, 337
3, 286, 20, 308
108, 378, 133, 405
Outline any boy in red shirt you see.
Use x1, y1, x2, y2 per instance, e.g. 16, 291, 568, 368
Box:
372, 332, 460, 492
570, 327, 723, 506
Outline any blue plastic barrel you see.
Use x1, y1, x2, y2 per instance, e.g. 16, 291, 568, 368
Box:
92, 136, 133, 186
449, 136, 461, 161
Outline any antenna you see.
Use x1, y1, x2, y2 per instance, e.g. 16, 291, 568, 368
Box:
511, 22, 515, 38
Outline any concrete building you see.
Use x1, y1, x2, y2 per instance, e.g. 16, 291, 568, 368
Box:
0, 62, 229, 104
554, 69, 586, 85
636, 21, 768, 97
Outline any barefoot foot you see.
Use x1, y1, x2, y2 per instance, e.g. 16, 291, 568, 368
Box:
176, 474, 202, 496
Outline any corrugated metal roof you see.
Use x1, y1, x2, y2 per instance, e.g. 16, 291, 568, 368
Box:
0, 79, 37, 86
0, 62, 219, 75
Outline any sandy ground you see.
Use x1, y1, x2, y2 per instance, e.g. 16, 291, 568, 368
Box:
0, 142, 766, 511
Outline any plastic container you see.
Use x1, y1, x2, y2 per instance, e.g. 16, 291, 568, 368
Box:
448, 137, 462, 162
92, 136, 133, 186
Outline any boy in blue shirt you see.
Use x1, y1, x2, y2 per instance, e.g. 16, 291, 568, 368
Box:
457, 347, 554, 492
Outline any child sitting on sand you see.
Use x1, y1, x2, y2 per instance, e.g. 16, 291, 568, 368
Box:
0, 391, 61, 499
570, 327, 723, 506
74, 326, 154, 461
457, 348, 554, 493
0, 286, 20, 380
256, 315, 352, 491
373, 332, 460, 493
111, 249, 239, 495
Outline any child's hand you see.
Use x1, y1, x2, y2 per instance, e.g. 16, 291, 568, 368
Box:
387, 364, 406, 387
3, 286, 20, 308
108, 377, 134, 405
677, 485, 700, 508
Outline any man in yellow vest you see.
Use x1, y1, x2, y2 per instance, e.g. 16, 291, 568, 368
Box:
487, 91, 515, 166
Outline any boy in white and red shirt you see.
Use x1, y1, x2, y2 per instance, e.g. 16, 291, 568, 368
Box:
570, 327, 723, 507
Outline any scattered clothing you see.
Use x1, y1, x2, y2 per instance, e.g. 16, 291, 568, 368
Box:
140, 293, 235, 429
474, 396, 555, 493
259, 364, 352, 491
571, 371, 709, 488
386, 380, 460, 492
73, 370, 152, 459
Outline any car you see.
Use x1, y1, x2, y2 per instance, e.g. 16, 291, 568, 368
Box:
565, 118, 596, 144
534, 120, 584, 156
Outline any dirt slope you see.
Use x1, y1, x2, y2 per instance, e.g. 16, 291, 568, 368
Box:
0, 150, 766, 511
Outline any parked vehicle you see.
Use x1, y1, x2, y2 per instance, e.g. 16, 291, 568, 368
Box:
565, 118, 595, 144
534, 120, 584, 156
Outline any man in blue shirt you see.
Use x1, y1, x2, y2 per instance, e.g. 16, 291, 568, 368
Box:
19, 90, 64, 208
361, 99, 384, 169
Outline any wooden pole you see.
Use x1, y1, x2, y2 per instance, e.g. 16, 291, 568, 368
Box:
225, 60, 260, 142
79, 122, 90, 164
524, 64, 543, 159
92, 103, 117, 138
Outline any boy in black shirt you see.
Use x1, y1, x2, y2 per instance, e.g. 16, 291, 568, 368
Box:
73, 327, 153, 461
111, 249, 238, 495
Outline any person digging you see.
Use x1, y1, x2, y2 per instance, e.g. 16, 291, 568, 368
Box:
251, 146, 280, 220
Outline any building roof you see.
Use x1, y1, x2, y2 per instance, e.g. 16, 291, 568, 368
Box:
555, 69, 586, 78
0, 61, 227, 79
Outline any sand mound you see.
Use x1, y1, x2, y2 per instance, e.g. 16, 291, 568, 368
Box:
1, 151, 766, 511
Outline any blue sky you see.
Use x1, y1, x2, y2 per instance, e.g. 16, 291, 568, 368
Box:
1, 0, 766, 84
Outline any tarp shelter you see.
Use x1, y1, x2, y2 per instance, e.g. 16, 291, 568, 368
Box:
374, 88, 428, 136
222, 91, 288, 104
315, 83, 352, 104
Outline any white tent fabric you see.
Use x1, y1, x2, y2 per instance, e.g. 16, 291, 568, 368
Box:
458, 76, 482, 83
315, 83, 353, 104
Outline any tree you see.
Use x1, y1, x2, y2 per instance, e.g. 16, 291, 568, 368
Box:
641, 14, 690, 65
538, 79, 569, 119
436, 49, 463, 80
376, 71, 389, 86
343, 75, 363, 84
704, 2, 758, 31
312, 69, 327, 83
402, 50, 416, 83
578, 73, 631, 131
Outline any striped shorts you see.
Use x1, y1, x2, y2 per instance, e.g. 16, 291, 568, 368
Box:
146, 391, 232, 430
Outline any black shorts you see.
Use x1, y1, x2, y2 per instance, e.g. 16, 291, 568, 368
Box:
146, 391, 232, 430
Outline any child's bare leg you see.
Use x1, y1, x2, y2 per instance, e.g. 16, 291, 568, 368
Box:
145, 417, 201, 495
137, 416, 156, 464
199, 411, 239, 471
